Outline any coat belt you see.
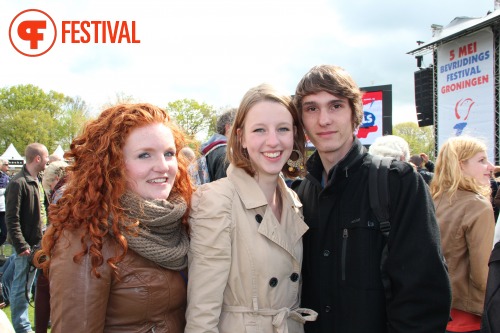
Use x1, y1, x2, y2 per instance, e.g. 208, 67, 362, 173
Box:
222, 305, 317, 333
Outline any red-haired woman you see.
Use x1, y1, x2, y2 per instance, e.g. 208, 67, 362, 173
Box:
37, 103, 193, 333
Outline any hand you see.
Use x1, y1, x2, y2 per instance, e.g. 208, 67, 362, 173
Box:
18, 249, 31, 256
420, 153, 429, 163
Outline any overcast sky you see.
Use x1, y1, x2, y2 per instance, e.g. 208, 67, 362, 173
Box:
0, 0, 496, 125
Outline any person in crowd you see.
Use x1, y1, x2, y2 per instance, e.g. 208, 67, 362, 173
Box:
292, 65, 451, 333
491, 177, 500, 221
180, 146, 196, 164
409, 153, 435, 185
0, 254, 15, 308
37, 103, 193, 332
5, 143, 49, 333
0, 159, 10, 247
430, 136, 495, 333
33, 160, 69, 333
41, 160, 69, 204
185, 84, 317, 332
491, 167, 500, 221
200, 108, 236, 181
0, 309, 15, 333
481, 219, 500, 333
47, 154, 63, 164
368, 134, 410, 161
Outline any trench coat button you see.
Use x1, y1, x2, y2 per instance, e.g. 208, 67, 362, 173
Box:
325, 305, 331, 313
269, 277, 278, 287
323, 250, 330, 257
290, 272, 299, 282
255, 214, 263, 223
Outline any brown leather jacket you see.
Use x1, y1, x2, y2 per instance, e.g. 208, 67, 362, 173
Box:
49, 228, 187, 333
434, 190, 495, 315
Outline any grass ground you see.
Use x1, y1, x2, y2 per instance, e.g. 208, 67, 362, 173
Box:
1, 244, 51, 332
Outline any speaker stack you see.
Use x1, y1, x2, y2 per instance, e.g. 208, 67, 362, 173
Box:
414, 67, 434, 127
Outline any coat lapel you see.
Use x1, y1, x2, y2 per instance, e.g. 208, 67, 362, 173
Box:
228, 165, 308, 261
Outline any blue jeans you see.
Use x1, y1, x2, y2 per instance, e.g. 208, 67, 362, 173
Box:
1, 255, 15, 302
11, 253, 35, 333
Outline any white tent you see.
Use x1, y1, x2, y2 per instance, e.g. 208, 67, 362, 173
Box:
52, 145, 65, 159
0, 143, 24, 167
0, 143, 23, 161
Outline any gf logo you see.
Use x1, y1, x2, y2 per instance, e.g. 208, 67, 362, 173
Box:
9, 9, 57, 57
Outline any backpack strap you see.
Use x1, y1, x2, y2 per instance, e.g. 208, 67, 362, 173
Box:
369, 155, 392, 236
368, 154, 394, 301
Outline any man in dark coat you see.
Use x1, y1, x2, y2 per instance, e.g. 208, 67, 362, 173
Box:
292, 65, 451, 333
5, 143, 49, 333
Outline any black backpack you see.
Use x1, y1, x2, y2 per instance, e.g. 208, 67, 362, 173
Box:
367, 154, 395, 301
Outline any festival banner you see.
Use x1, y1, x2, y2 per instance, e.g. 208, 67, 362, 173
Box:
436, 28, 495, 159
357, 90, 383, 145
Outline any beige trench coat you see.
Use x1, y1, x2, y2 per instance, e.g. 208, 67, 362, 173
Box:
186, 165, 316, 333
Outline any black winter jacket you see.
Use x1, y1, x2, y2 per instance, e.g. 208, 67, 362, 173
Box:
293, 137, 451, 333
5, 165, 48, 254
206, 145, 228, 181
481, 241, 500, 333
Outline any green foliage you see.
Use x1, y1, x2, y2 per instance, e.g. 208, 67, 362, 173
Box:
0, 84, 91, 153
394, 122, 435, 159
56, 96, 91, 149
166, 99, 216, 139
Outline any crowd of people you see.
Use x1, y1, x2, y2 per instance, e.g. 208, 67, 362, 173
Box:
0, 64, 498, 333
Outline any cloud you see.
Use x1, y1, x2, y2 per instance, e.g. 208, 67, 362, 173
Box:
0, 0, 495, 123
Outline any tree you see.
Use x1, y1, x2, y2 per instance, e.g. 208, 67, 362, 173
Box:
56, 96, 92, 148
0, 84, 91, 153
393, 122, 435, 160
166, 99, 216, 139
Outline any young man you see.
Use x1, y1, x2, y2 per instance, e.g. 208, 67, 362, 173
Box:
5, 143, 49, 333
293, 65, 451, 333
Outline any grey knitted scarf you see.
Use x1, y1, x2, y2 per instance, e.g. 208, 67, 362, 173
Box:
119, 191, 189, 271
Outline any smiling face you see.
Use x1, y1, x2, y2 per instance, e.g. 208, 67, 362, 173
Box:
123, 123, 178, 200
301, 91, 354, 168
239, 100, 294, 180
460, 151, 494, 186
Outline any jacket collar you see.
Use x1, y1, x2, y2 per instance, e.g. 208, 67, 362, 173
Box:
21, 164, 39, 184
227, 164, 302, 210
306, 136, 367, 184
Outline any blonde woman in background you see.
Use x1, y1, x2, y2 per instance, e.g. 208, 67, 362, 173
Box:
430, 136, 495, 333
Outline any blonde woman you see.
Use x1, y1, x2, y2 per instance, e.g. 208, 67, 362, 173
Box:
186, 84, 317, 333
430, 136, 495, 333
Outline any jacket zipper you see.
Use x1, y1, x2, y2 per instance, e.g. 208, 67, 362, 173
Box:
342, 228, 348, 281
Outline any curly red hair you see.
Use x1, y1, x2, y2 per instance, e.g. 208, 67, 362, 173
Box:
38, 103, 194, 278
